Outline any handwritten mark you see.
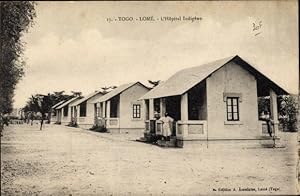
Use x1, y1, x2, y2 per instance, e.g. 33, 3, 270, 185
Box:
253, 20, 262, 36
253, 21, 262, 31
255, 32, 261, 36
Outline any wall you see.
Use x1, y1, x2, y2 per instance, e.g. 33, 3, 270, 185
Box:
118, 83, 149, 133
206, 61, 260, 139
50, 112, 57, 124
56, 110, 61, 123
61, 99, 80, 125
77, 93, 103, 127
61, 106, 71, 125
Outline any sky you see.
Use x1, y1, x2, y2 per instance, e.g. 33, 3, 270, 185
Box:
14, 1, 298, 108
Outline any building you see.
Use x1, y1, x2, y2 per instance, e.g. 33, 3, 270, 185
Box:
69, 91, 105, 129
50, 100, 66, 123
55, 96, 81, 125
140, 55, 288, 145
91, 82, 150, 133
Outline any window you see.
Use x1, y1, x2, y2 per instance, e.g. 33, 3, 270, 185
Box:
133, 104, 141, 118
226, 97, 239, 121
80, 102, 86, 117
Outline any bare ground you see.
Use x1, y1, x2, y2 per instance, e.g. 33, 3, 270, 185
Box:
1, 124, 298, 195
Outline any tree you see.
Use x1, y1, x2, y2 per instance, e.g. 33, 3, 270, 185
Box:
278, 95, 298, 132
258, 95, 298, 132
23, 94, 49, 130
71, 91, 82, 97
23, 91, 75, 126
0, 2, 36, 131
100, 86, 117, 93
298, 77, 300, 136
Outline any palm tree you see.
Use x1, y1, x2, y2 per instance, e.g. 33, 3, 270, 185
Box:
148, 80, 160, 88
101, 86, 117, 93
71, 91, 82, 97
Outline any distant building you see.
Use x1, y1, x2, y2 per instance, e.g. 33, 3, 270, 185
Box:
55, 96, 81, 125
50, 100, 66, 123
91, 82, 150, 133
69, 91, 105, 129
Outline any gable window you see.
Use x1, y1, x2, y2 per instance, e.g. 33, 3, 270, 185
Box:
133, 104, 141, 118
80, 102, 87, 117
226, 97, 239, 121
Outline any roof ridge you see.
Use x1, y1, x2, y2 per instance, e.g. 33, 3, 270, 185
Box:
173, 55, 236, 74
140, 55, 287, 100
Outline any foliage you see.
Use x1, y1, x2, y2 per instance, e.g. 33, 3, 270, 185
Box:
71, 91, 82, 97
0, 2, 36, 115
23, 95, 49, 123
278, 95, 298, 132
148, 80, 160, 88
23, 92, 75, 123
258, 95, 298, 132
0, 115, 10, 132
100, 86, 117, 94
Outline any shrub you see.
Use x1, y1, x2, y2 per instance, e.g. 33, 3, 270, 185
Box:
89, 124, 107, 132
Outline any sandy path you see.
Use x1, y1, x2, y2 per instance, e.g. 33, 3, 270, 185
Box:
1, 124, 298, 195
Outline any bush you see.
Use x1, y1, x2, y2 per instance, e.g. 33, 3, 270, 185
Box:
89, 124, 107, 132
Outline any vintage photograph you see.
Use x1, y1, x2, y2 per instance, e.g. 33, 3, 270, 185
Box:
0, 1, 299, 195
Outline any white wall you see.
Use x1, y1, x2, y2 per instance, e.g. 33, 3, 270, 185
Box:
206, 61, 260, 139
61, 106, 71, 125
118, 83, 149, 132
77, 93, 103, 127
56, 110, 61, 123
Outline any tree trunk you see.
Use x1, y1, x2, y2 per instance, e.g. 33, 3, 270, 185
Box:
298, 79, 300, 134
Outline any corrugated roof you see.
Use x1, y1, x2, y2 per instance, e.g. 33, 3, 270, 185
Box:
56, 97, 80, 109
51, 100, 66, 109
69, 91, 103, 106
91, 82, 141, 104
140, 56, 235, 99
69, 98, 84, 107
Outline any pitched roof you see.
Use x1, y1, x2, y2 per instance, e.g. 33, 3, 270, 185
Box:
51, 100, 66, 109
56, 96, 80, 109
140, 55, 288, 99
140, 56, 235, 99
69, 98, 84, 107
69, 91, 104, 106
91, 82, 148, 104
